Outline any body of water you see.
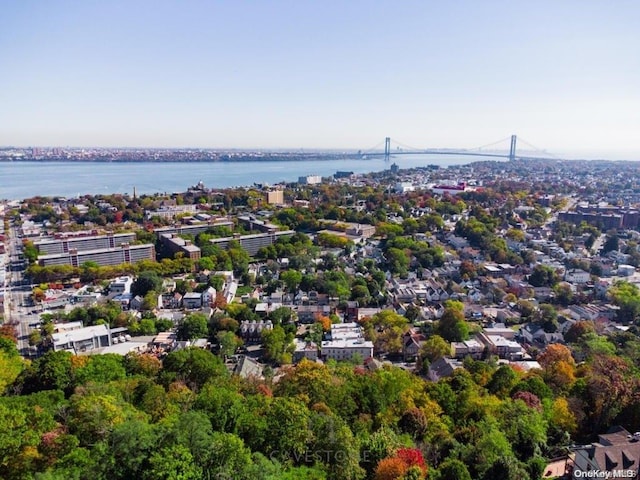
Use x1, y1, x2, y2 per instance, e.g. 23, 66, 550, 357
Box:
0, 155, 496, 200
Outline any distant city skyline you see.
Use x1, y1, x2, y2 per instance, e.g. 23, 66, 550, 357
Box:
1, 1, 639, 159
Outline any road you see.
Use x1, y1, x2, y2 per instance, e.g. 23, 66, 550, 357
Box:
3, 221, 38, 357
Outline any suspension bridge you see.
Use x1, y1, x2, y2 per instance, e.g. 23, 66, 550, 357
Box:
361, 135, 556, 162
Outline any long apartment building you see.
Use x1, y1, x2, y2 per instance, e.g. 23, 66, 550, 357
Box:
209, 230, 295, 256
34, 232, 137, 255
154, 219, 234, 238
38, 243, 155, 267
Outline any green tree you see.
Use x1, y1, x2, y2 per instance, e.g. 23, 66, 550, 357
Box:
609, 281, 640, 323
143, 444, 202, 480
20, 350, 74, 394
131, 271, 163, 298
602, 233, 619, 254
261, 325, 292, 363
162, 347, 228, 391
280, 269, 303, 293
419, 335, 451, 363
73, 354, 126, 386
104, 419, 159, 480
487, 365, 520, 398
438, 301, 469, 342
437, 458, 472, 480
176, 313, 209, 341
217, 331, 242, 357
528, 265, 559, 288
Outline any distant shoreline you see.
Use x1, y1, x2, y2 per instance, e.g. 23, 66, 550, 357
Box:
0, 155, 366, 163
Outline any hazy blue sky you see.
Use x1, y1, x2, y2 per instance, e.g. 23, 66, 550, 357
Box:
1, 1, 639, 158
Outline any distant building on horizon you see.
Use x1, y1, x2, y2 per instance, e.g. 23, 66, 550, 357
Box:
298, 175, 322, 185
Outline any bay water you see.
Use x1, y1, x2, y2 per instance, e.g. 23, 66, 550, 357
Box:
1, 155, 494, 200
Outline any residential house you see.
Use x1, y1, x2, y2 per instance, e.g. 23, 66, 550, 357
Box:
452, 338, 484, 360
428, 357, 463, 381
297, 305, 331, 324
568, 426, 640, 478
402, 329, 426, 362
240, 320, 273, 343
130, 295, 144, 311
293, 339, 319, 363
183, 292, 203, 309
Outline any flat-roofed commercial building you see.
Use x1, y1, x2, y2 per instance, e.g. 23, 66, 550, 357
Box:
320, 322, 374, 361
52, 324, 112, 353
38, 243, 155, 267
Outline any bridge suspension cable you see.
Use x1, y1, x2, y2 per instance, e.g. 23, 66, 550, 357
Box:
361, 140, 387, 154
389, 138, 428, 152
469, 136, 513, 151
516, 137, 560, 159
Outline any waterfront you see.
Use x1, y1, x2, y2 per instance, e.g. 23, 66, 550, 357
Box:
0, 155, 496, 200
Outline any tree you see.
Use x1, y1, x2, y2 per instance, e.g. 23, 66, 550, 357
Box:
374, 457, 408, 480
438, 301, 469, 342
280, 269, 303, 293
21, 350, 74, 394
517, 299, 535, 319
602, 233, 619, 254
73, 354, 126, 386
217, 331, 242, 357
261, 325, 292, 364
537, 344, 574, 369
536, 303, 558, 333
124, 352, 162, 377
385, 247, 410, 276
262, 397, 311, 462
143, 444, 202, 480
528, 265, 559, 287
176, 313, 209, 341
553, 282, 573, 306
437, 458, 472, 480
0, 349, 23, 393
564, 320, 596, 344
366, 310, 410, 354
104, 419, 159, 480
609, 281, 640, 323
498, 398, 548, 458
419, 335, 451, 363
583, 354, 638, 434
162, 347, 228, 391
487, 365, 520, 398
68, 392, 142, 442
131, 271, 163, 298
537, 344, 576, 391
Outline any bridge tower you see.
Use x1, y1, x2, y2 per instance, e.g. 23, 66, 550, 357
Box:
509, 135, 517, 161
384, 137, 391, 162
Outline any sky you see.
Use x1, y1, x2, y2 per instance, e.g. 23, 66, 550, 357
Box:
0, 0, 639, 158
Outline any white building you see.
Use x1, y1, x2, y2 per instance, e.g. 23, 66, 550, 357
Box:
298, 175, 322, 185
395, 182, 415, 193
52, 324, 112, 353
320, 322, 373, 361
201, 287, 216, 307
564, 269, 590, 284
106, 276, 133, 295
